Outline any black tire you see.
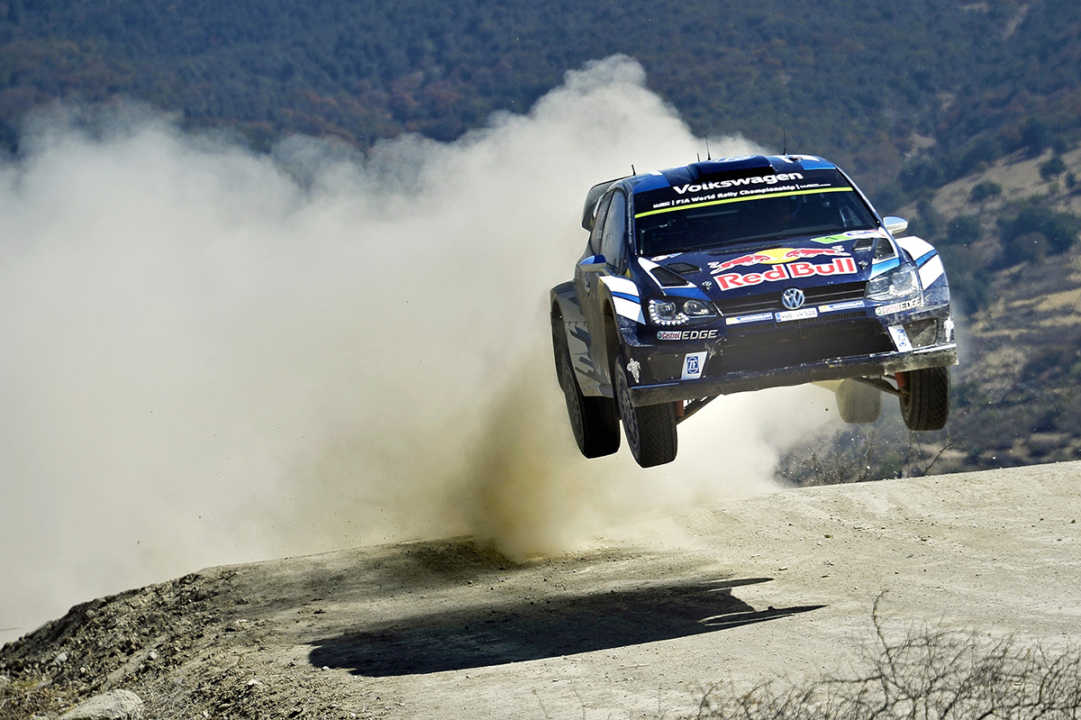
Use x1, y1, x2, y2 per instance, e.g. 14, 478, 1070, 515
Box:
552, 311, 620, 458
836, 379, 882, 424
899, 367, 950, 431
614, 362, 677, 468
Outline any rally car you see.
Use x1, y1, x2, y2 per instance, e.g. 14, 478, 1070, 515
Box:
550, 154, 957, 467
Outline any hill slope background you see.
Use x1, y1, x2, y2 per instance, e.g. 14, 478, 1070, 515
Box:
4, 0, 1081, 192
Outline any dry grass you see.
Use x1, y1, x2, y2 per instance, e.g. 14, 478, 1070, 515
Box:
695, 596, 1081, 720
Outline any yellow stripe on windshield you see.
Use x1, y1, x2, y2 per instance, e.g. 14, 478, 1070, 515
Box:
634, 186, 854, 219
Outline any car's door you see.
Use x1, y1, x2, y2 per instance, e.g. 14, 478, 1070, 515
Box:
600, 190, 628, 276
574, 191, 613, 339
576, 189, 630, 383
574, 191, 611, 303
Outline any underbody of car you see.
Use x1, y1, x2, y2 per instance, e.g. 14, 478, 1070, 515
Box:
551, 154, 958, 467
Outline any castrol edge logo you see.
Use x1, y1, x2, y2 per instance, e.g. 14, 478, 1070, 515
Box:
714, 257, 858, 291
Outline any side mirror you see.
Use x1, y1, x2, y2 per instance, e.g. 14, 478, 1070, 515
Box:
578, 254, 607, 267
883, 216, 909, 236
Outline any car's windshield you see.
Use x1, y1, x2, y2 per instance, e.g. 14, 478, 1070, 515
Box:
635, 188, 877, 256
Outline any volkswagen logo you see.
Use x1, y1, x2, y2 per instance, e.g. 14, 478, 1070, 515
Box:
781, 287, 805, 310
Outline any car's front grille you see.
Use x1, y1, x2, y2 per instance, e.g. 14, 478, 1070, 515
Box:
718, 318, 892, 374
716, 281, 866, 316
715, 294, 779, 315
805, 281, 867, 305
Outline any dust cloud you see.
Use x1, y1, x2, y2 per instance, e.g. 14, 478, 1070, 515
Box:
0, 56, 838, 640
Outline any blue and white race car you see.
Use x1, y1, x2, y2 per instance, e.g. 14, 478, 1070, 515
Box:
550, 154, 957, 467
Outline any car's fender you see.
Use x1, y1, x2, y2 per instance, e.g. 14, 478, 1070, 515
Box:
552, 272, 647, 398
894, 235, 950, 306
551, 282, 607, 397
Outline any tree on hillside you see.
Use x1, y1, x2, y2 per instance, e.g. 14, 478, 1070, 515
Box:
946, 216, 981, 246
969, 180, 1002, 203
1040, 155, 1067, 180
995, 203, 1081, 267
1020, 118, 1052, 157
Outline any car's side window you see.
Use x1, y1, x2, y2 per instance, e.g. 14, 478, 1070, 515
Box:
588, 193, 613, 256
601, 191, 627, 270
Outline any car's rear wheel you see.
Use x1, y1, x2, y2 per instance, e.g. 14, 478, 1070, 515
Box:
614, 361, 677, 468
836, 379, 882, 424
898, 367, 950, 431
552, 310, 620, 458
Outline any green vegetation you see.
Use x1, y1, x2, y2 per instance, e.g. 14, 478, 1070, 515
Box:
998, 202, 1081, 260
1041, 154, 1068, 179
3, 0, 1081, 192
968, 180, 1001, 203
908, 196, 1081, 310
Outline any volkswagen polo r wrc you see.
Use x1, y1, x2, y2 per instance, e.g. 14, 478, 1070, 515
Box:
550, 154, 957, 467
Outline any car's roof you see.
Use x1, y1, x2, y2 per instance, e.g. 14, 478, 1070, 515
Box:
624, 154, 838, 194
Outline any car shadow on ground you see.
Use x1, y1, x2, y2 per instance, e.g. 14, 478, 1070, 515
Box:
308, 577, 823, 676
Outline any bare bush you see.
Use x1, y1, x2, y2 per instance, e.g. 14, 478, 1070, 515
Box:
697, 598, 1081, 719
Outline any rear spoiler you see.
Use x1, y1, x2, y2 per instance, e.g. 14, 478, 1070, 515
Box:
581, 177, 627, 230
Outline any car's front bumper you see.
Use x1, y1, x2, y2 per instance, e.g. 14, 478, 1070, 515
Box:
621, 303, 957, 407
628, 343, 957, 406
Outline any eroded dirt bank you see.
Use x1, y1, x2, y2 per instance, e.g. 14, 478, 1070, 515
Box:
3, 461, 1080, 719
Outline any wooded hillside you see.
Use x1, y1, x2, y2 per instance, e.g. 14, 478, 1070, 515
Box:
4, 0, 1081, 192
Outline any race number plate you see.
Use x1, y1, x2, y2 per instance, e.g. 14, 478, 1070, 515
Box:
775, 307, 818, 322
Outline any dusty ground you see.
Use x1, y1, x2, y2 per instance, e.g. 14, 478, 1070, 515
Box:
3, 461, 1080, 719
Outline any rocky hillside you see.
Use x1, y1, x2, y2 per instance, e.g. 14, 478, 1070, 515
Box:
780, 144, 1081, 484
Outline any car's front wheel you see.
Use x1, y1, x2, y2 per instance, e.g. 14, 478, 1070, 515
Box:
898, 367, 949, 431
614, 361, 677, 468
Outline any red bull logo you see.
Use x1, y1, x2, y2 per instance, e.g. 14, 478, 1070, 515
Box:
710, 246, 849, 272
714, 257, 858, 291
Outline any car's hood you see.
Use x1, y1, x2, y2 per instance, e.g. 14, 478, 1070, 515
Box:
648, 229, 887, 300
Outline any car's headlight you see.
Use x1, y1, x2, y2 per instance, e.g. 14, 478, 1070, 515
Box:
648, 298, 718, 325
866, 264, 920, 301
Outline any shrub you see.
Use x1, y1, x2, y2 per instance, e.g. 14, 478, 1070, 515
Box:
944, 215, 981, 246
1000, 203, 1081, 255
914, 199, 943, 238
1040, 155, 1067, 180
899, 158, 944, 194
944, 266, 990, 311
1020, 118, 1052, 157
699, 600, 1081, 719
968, 180, 1001, 203
871, 184, 905, 217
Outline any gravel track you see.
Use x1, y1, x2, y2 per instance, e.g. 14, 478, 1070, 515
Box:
3, 461, 1079, 719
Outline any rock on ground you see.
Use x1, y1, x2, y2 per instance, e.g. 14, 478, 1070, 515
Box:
59, 689, 143, 720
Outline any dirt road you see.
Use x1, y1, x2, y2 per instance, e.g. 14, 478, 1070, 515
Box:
3, 461, 1080, 719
